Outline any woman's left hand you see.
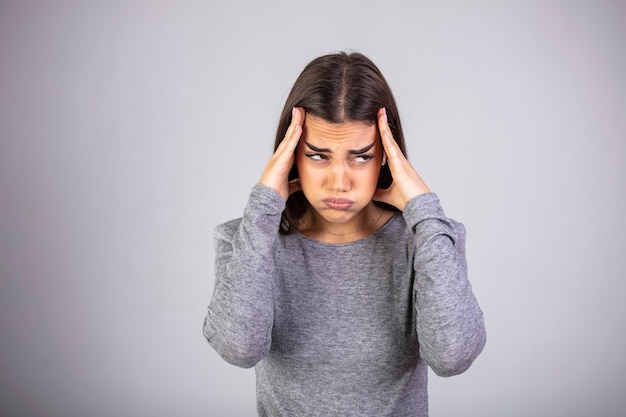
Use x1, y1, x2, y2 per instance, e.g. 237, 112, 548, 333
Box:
373, 108, 431, 211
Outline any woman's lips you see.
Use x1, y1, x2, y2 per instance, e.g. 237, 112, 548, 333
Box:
322, 197, 354, 210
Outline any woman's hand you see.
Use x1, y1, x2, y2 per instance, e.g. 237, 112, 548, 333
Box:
259, 107, 305, 201
373, 107, 430, 211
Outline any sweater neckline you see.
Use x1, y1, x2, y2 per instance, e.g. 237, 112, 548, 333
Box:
292, 212, 401, 247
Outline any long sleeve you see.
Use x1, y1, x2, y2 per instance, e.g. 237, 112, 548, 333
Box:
203, 184, 285, 368
404, 193, 486, 377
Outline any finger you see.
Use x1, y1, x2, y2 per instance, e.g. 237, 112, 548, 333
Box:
259, 108, 302, 193
293, 106, 305, 127
377, 108, 395, 153
288, 178, 302, 196
286, 107, 305, 145
372, 186, 392, 206
376, 107, 388, 144
377, 107, 405, 170
376, 108, 430, 207
289, 107, 305, 148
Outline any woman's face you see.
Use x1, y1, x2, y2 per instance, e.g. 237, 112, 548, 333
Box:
295, 114, 383, 226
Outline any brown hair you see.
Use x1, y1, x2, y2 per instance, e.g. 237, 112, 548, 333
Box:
276, 51, 407, 234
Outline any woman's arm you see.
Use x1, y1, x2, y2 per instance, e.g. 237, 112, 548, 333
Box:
374, 107, 485, 376
204, 107, 304, 368
203, 184, 284, 368
405, 193, 486, 377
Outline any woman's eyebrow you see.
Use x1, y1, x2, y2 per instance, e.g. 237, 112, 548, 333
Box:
304, 141, 330, 153
348, 142, 376, 155
304, 141, 376, 154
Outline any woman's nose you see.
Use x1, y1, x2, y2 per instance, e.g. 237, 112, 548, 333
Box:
327, 162, 350, 192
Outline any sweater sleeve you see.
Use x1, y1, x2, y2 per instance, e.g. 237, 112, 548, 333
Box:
403, 193, 486, 377
203, 184, 285, 368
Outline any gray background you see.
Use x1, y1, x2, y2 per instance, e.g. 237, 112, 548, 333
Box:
1, 1, 625, 416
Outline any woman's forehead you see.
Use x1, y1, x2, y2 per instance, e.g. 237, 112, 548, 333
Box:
302, 114, 378, 148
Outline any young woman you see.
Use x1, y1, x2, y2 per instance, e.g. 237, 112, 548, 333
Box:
204, 52, 486, 417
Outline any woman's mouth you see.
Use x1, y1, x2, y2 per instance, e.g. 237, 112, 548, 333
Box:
322, 197, 354, 210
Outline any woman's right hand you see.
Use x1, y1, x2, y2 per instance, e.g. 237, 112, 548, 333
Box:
259, 107, 305, 201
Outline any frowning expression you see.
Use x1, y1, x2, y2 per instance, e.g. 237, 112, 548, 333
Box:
296, 114, 383, 224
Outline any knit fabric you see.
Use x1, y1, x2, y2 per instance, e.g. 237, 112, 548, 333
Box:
204, 184, 486, 416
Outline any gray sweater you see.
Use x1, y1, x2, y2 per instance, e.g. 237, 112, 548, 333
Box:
204, 184, 486, 416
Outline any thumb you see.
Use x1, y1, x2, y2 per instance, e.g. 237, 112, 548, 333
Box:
288, 178, 302, 196
373, 187, 393, 206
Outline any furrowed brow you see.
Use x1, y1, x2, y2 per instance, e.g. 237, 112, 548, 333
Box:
304, 141, 376, 154
304, 141, 331, 153
348, 142, 376, 155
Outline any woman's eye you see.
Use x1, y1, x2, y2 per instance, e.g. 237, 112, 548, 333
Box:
306, 153, 326, 161
353, 154, 374, 163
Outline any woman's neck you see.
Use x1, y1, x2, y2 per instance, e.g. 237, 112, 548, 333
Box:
297, 203, 393, 244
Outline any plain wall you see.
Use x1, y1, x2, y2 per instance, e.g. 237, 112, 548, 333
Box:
1, 1, 625, 416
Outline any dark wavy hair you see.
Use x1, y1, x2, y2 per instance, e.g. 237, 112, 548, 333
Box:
275, 51, 407, 234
